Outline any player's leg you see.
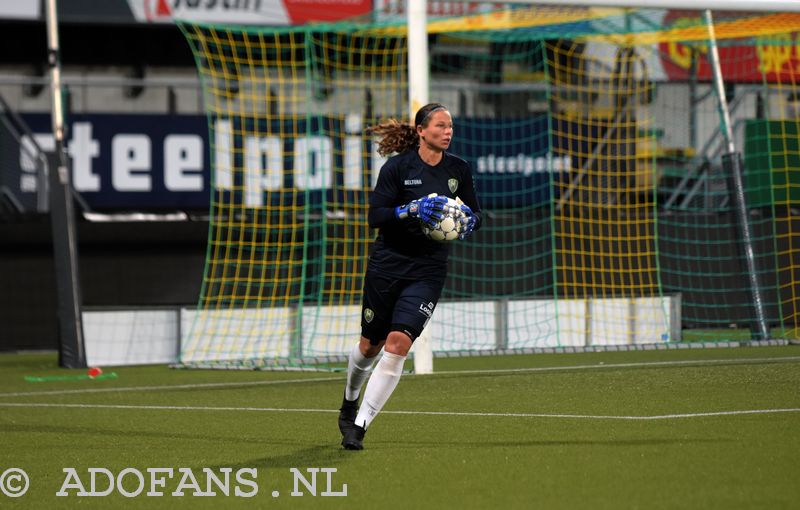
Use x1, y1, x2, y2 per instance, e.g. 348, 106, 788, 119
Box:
343, 278, 443, 450
342, 330, 410, 450
352, 330, 412, 428
339, 336, 383, 435
345, 336, 383, 400
339, 269, 394, 437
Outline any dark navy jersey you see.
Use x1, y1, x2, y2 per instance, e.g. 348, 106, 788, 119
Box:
367, 147, 482, 278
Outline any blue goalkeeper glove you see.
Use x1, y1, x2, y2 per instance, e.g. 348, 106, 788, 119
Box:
396, 195, 447, 227
458, 203, 477, 240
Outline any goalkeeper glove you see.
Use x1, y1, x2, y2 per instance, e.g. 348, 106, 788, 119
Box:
458, 203, 477, 240
396, 195, 447, 226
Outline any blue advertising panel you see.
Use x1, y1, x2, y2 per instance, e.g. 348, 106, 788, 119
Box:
449, 116, 569, 209
20, 113, 211, 210
10, 113, 571, 212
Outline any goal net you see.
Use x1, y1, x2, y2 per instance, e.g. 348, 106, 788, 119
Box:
177, 6, 800, 367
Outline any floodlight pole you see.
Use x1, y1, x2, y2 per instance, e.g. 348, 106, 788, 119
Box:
704, 10, 770, 341
46, 0, 86, 367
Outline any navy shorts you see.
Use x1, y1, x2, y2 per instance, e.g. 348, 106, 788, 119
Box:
360, 269, 445, 344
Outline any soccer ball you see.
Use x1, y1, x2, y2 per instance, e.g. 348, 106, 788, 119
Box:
422, 195, 464, 242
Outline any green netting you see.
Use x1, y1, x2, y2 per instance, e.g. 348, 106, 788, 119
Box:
177, 7, 800, 367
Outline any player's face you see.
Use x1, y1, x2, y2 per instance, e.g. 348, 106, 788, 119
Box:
418, 110, 453, 152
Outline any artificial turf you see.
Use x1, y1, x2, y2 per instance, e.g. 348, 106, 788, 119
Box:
0, 345, 798, 509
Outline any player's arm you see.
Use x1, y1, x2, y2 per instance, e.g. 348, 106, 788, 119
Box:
367, 159, 403, 228
368, 191, 402, 228
368, 159, 446, 228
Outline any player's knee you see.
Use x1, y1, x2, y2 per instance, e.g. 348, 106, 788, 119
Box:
359, 336, 383, 358
385, 330, 413, 356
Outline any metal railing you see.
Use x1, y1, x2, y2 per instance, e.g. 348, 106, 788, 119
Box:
0, 93, 48, 214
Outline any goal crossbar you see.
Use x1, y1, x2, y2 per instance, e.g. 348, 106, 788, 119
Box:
441, 0, 800, 13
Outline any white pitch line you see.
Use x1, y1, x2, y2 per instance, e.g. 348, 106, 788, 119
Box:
388, 408, 800, 420
2, 355, 799, 399
435, 355, 800, 376
0, 401, 799, 420
0, 376, 344, 398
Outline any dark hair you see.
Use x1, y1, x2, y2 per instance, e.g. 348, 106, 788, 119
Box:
367, 103, 448, 156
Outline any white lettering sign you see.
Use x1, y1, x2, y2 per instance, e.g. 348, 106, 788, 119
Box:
164, 134, 203, 191
112, 134, 152, 192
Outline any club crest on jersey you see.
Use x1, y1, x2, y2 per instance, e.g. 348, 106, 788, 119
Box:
448, 178, 459, 193
363, 308, 374, 323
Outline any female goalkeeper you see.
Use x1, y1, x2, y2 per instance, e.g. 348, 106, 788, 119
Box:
338, 103, 482, 450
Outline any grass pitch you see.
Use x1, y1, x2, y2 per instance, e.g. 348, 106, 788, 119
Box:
0, 346, 799, 509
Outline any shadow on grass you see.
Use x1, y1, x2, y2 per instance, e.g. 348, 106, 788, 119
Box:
203, 444, 354, 472
0, 422, 341, 449
374, 437, 734, 449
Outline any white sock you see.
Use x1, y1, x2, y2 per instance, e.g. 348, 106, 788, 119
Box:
354, 351, 406, 430
345, 343, 377, 401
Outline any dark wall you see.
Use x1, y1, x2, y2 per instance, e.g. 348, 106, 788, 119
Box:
0, 217, 207, 351
0, 20, 194, 69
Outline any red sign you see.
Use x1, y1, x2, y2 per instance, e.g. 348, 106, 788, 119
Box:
283, 0, 372, 23
135, 0, 372, 25
658, 10, 800, 83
